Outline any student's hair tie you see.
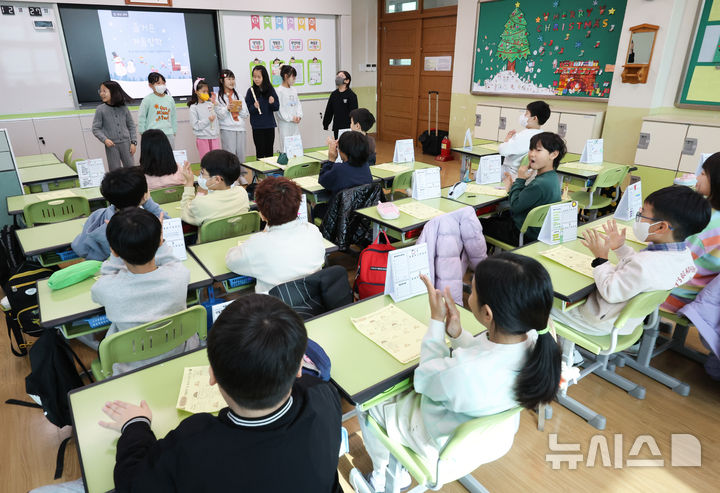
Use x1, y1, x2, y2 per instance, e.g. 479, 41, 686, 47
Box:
537, 327, 551, 335
193, 77, 205, 91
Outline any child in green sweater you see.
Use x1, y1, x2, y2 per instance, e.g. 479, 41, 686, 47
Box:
481, 132, 565, 246
138, 72, 178, 148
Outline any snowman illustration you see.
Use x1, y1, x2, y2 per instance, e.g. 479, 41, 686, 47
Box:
127, 60, 136, 76
112, 52, 127, 78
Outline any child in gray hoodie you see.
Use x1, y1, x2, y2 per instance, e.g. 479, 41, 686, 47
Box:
71, 167, 169, 261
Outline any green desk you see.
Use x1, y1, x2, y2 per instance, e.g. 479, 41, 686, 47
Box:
69, 348, 210, 493
512, 218, 643, 304
243, 155, 319, 182
370, 161, 438, 187
355, 196, 467, 242
307, 293, 487, 404
451, 145, 500, 159
188, 233, 338, 282
37, 254, 212, 332
291, 175, 329, 206
7, 187, 105, 216
15, 153, 62, 168
305, 149, 330, 161
18, 163, 78, 191
441, 185, 507, 211
557, 160, 632, 183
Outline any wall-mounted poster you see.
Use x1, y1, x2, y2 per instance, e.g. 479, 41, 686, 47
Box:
471, 0, 627, 99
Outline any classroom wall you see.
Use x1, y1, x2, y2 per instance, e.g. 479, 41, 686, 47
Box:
351, 0, 378, 133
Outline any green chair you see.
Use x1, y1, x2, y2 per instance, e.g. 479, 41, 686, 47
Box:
284, 161, 321, 179
387, 170, 414, 201
351, 404, 523, 493
551, 289, 672, 430
91, 306, 207, 381
67, 159, 79, 173
570, 165, 629, 220
197, 211, 262, 244
484, 200, 571, 251
23, 196, 91, 227
63, 149, 73, 166
150, 185, 185, 205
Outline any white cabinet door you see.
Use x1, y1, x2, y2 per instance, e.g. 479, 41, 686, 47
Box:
543, 112, 561, 134
32, 116, 88, 162
678, 125, 720, 173
497, 107, 527, 141
557, 113, 598, 154
634, 121, 688, 171
172, 107, 200, 166
297, 99, 330, 150
1, 120, 41, 156
473, 105, 501, 141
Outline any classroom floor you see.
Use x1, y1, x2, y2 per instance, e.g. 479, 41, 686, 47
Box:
3, 140, 719, 492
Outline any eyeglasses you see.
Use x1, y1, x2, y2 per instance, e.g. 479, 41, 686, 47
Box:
635, 211, 673, 229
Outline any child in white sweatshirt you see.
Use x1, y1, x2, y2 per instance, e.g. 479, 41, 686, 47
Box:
188, 78, 221, 160
551, 186, 711, 336
275, 65, 303, 153
216, 69, 250, 183
498, 100, 550, 177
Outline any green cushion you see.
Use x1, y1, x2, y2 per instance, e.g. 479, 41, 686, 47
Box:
570, 191, 613, 210
554, 319, 644, 354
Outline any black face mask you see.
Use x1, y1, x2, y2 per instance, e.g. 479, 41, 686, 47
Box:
335, 76, 345, 86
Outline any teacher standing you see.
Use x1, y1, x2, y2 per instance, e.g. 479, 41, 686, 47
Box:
323, 71, 358, 139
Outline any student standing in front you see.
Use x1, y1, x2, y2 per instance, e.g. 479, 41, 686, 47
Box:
275, 65, 303, 152
323, 71, 358, 139
92, 81, 137, 170
138, 72, 178, 148
216, 69, 250, 182
245, 66, 279, 159
188, 78, 221, 160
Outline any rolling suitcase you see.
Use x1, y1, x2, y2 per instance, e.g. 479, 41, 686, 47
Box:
418, 90, 448, 156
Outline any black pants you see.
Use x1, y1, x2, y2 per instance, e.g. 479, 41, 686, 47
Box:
480, 210, 522, 247
252, 128, 275, 158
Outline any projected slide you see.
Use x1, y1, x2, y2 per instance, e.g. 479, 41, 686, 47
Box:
98, 10, 192, 98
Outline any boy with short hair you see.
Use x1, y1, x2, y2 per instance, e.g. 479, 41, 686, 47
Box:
71, 167, 169, 261
98, 294, 343, 492
91, 208, 193, 374
349, 108, 377, 165
180, 149, 250, 226
499, 100, 551, 177
551, 186, 712, 336
480, 131, 565, 246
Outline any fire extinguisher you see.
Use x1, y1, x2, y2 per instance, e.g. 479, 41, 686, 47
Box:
435, 136, 453, 162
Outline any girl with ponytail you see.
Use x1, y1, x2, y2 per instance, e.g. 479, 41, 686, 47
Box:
359, 252, 561, 491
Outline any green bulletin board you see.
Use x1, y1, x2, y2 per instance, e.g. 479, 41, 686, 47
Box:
472, 0, 627, 99
678, 0, 720, 107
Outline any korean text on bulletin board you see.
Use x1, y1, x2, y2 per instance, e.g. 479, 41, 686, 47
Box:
471, 0, 627, 99
677, 0, 720, 107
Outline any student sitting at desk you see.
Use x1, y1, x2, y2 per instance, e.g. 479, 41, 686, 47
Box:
551, 186, 711, 337
71, 167, 169, 261
498, 100, 550, 178
480, 132, 565, 247
92, 208, 195, 375
359, 254, 561, 492
97, 295, 343, 492
140, 129, 186, 190
349, 108, 377, 165
180, 149, 250, 226
225, 177, 325, 294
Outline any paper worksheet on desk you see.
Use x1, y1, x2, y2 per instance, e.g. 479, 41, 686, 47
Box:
284, 134, 304, 159
384, 243, 430, 302
393, 139, 415, 164
297, 193, 308, 223
211, 300, 234, 322
538, 201, 578, 245
541, 245, 596, 278
614, 181, 642, 221
176, 366, 225, 414
76, 159, 105, 189
476, 154, 502, 185
412, 167, 441, 200
463, 128, 472, 151
334, 129, 350, 162
173, 150, 188, 165
351, 304, 427, 364
162, 217, 187, 260
579, 139, 603, 164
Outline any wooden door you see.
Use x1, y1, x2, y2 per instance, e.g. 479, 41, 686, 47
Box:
378, 18, 421, 142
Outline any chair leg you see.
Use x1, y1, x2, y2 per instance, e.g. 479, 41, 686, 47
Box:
663, 323, 709, 364
591, 354, 646, 399
349, 468, 375, 493
458, 474, 490, 493
556, 337, 606, 430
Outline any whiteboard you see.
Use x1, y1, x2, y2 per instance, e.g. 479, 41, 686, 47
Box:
0, 3, 75, 114
219, 11, 337, 94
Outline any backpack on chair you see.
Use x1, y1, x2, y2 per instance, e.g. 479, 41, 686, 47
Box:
353, 232, 396, 300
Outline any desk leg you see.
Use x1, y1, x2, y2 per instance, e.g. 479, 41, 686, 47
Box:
372, 222, 380, 239
41, 183, 50, 192
460, 155, 471, 182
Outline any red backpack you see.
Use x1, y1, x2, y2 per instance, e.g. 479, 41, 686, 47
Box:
353, 232, 396, 300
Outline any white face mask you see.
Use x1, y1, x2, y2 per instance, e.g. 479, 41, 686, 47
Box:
154, 84, 166, 94
518, 113, 529, 128
197, 175, 209, 191
632, 220, 662, 242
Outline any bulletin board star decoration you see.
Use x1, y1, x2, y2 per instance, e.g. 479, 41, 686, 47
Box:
515, 1, 521, 7
536, 16, 541, 23
609, 7, 616, 14
538, 34, 544, 42
553, 0, 559, 7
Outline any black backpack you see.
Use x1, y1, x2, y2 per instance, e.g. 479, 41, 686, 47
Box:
4, 261, 55, 356
0, 225, 24, 286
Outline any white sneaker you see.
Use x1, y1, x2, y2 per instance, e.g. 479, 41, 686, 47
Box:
366, 468, 412, 492
572, 348, 584, 366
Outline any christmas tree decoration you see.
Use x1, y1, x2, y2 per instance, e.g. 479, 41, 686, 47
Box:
609, 7, 616, 14
497, 3, 531, 72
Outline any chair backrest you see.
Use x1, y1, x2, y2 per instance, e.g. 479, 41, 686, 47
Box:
198, 211, 261, 243
320, 180, 384, 251
439, 406, 523, 461
269, 265, 352, 320
23, 197, 91, 227
67, 159, 79, 173
391, 170, 414, 195
97, 306, 207, 378
589, 165, 629, 194
284, 161, 321, 179
150, 185, 185, 204
63, 149, 73, 166
519, 199, 571, 233
614, 289, 672, 333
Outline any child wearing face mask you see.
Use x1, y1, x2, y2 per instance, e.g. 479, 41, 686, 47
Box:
138, 72, 178, 148
550, 186, 711, 337
323, 70, 358, 139
180, 149, 250, 226
216, 69, 250, 181
245, 65, 280, 159
498, 101, 551, 178
275, 65, 303, 153
188, 78, 221, 160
